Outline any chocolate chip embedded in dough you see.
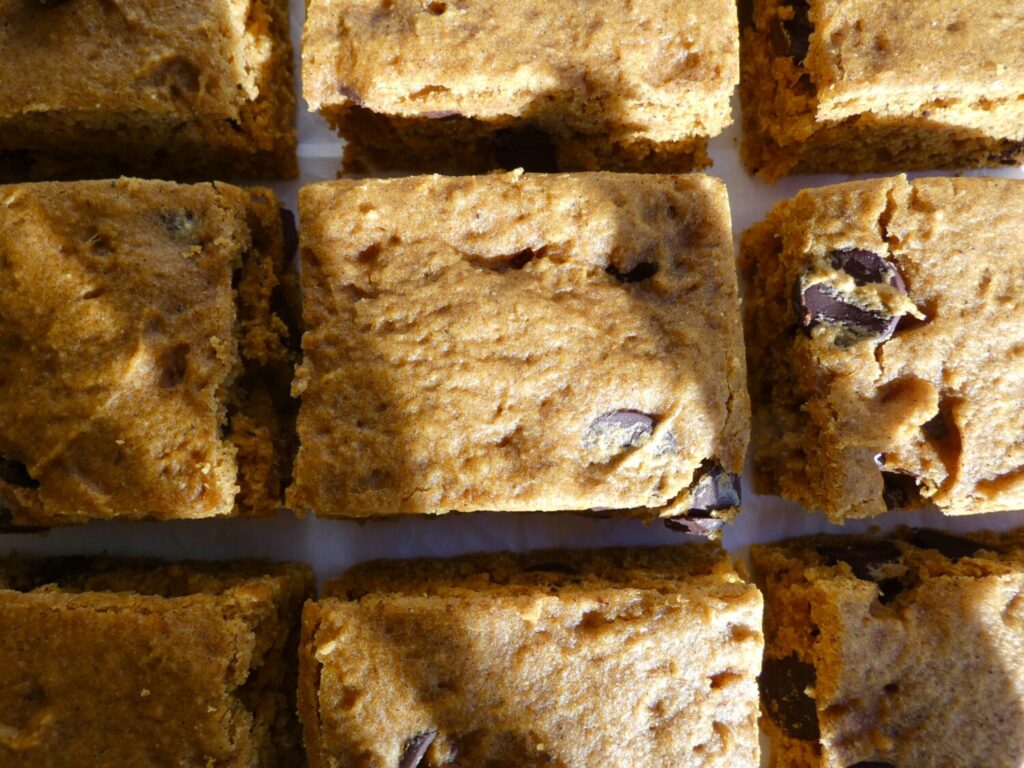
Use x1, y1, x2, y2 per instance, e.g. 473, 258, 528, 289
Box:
689, 461, 741, 512
783, 0, 813, 63
585, 411, 657, 451
0, 456, 40, 489
605, 261, 659, 283
816, 539, 901, 580
399, 731, 437, 768
907, 529, 995, 561
664, 511, 725, 537
797, 249, 907, 343
760, 653, 819, 741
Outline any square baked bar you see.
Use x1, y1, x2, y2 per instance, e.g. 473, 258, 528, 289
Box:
742, 175, 1024, 521
290, 172, 749, 528
753, 528, 1024, 768
0, 557, 312, 767
300, 545, 763, 768
0, 179, 296, 526
741, 0, 1024, 180
303, 0, 739, 173
0, 0, 296, 181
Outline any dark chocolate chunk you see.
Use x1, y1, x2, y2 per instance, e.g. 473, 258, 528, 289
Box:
279, 207, 298, 263
689, 461, 741, 512
399, 730, 437, 768
907, 529, 995, 561
606, 261, 658, 283
664, 511, 725, 537
816, 540, 901, 580
760, 654, 819, 741
0, 456, 40, 489
493, 126, 558, 173
881, 472, 920, 511
586, 411, 656, 450
783, 0, 813, 63
798, 248, 907, 343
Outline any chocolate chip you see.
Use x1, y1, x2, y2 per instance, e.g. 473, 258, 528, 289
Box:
585, 411, 657, 450
783, 0, 813, 63
0, 456, 39, 489
606, 261, 658, 283
279, 208, 298, 263
337, 85, 364, 106
881, 472, 920, 510
907, 529, 994, 561
493, 126, 558, 173
664, 511, 725, 537
689, 461, 741, 512
798, 249, 907, 344
760, 654, 819, 741
399, 730, 436, 768
816, 540, 901, 580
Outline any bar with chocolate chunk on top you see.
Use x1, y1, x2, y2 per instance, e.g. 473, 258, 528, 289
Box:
289, 172, 749, 528
741, 175, 1024, 521
300, 545, 763, 768
740, 0, 1024, 180
753, 527, 1024, 768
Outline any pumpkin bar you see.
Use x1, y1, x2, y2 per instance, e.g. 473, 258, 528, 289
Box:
0, 178, 297, 526
289, 172, 749, 529
753, 528, 1024, 768
300, 545, 763, 767
0, 556, 312, 766
303, 0, 739, 173
741, 0, 1024, 180
741, 175, 1024, 521
0, 0, 296, 181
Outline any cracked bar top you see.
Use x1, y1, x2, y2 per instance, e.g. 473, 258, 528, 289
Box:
752, 528, 1024, 768
802, 1, 1024, 132
0, 178, 293, 525
289, 172, 749, 522
300, 545, 763, 767
303, 0, 739, 141
0, 557, 312, 767
741, 175, 1024, 520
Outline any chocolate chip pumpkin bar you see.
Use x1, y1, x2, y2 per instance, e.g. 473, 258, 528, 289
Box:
0, 0, 296, 181
299, 545, 763, 768
752, 528, 1024, 768
0, 179, 297, 526
741, 175, 1024, 521
302, 0, 739, 173
740, 0, 1024, 180
0, 556, 312, 767
289, 172, 749, 528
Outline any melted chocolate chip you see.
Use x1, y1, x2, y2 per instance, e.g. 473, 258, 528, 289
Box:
586, 411, 656, 450
816, 540, 901, 580
798, 249, 907, 343
399, 731, 437, 768
279, 208, 298, 263
907, 529, 994, 561
0, 457, 39, 489
760, 654, 819, 741
606, 261, 658, 283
